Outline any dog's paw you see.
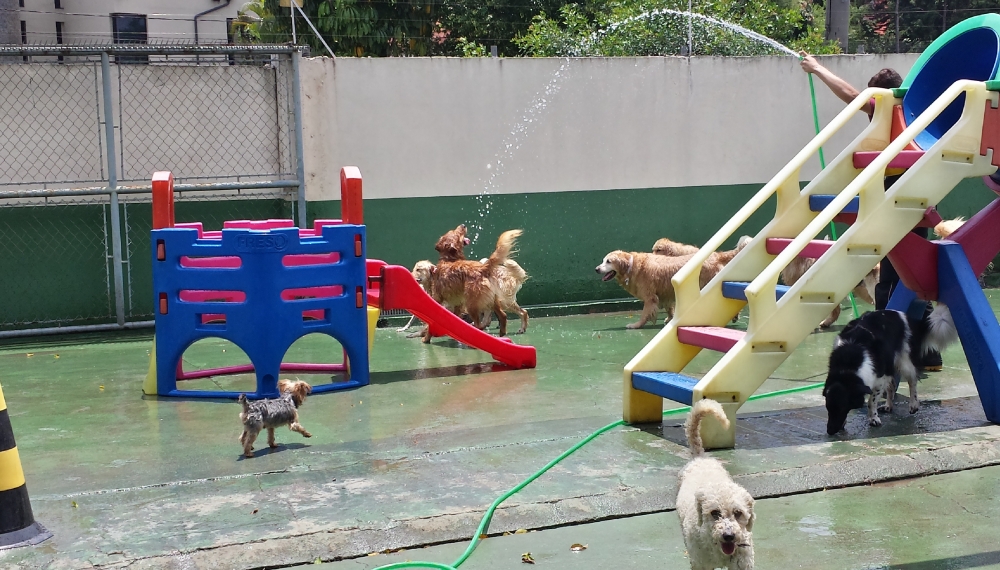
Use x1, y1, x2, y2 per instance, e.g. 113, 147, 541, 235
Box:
909, 402, 920, 414
626, 322, 643, 329
869, 415, 882, 427
244, 450, 255, 458
269, 442, 278, 448
878, 401, 894, 413
395, 327, 409, 333
303, 432, 312, 438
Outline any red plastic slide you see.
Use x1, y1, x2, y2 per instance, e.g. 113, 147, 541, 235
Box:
377, 264, 537, 369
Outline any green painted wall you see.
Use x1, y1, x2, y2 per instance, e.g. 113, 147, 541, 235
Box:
4, 177, 996, 332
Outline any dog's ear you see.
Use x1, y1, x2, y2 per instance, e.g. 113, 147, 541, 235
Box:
695, 490, 706, 526
745, 497, 755, 532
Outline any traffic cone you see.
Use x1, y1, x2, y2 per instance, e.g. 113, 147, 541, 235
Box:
0, 383, 51, 548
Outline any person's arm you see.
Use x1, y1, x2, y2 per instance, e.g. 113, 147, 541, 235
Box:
799, 52, 873, 116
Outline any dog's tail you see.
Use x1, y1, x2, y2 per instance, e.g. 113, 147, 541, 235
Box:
714, 236, 752, 265
238, 393, 250, 412
685, 398, 730, 456
484, 229, 522, 269
922, 303, 959, 356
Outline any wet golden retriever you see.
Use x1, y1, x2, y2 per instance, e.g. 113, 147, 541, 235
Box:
781, 257, 878, 328
652, 237, 700, 256
425, 224, 522, 339
596, 238, 748, 328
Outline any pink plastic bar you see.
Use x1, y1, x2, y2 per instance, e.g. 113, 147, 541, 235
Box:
282, 252, 339, 266
677, 326, 746, 352
281, 285, 342, 300
180, 256, 242, 268
176, 362, 347, 380
765, 238, 835, 258
180, 290, 246, 302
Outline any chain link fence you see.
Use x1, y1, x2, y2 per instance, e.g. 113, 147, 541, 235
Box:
0, 45, 307, 336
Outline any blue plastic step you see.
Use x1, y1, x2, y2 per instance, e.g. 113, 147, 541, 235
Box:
632, 372, 698, 405
721, 281, 790, 301
809, 195, 860, 214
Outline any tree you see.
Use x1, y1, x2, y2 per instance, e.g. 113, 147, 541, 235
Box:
262, 0, 439, 56
850, 0, 998, 53
515, 0, 840, 56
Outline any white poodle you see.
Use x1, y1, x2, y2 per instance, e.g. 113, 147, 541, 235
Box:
676, 399, 756, 570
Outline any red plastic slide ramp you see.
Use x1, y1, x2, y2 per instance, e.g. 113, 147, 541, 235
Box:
378, 264, 537, 369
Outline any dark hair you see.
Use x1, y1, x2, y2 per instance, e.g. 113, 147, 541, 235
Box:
868, 68, 903, 89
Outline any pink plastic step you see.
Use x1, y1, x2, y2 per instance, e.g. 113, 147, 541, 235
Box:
852, 150, 925, 169
677, 326, 746, 352
765, 238, 834, 258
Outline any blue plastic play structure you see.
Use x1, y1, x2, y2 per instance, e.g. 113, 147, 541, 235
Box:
151, 222, 371, 399
882, 14, 1000, 422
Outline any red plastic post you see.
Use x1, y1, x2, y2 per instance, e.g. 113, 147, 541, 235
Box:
981, 98, 1000, 169
152, 171, 175, 229
340, 166, 363, 225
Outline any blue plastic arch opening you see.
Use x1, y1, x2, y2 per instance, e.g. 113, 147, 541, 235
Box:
901, 15, 1000, 149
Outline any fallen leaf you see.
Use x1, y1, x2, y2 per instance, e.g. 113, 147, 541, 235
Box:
368, 552, 379, 557
514, 529, 528, 534
570, 543, 588, 552
54, 354, 59, 359
25, 353, 33, 357
503, 531, 512, 536
99, 385, 105, 391
71, 501, 77, 508
251, 509, 258, 515
313, 558, 322, 564
479, 534, 488, 540
521, 553, 535, 564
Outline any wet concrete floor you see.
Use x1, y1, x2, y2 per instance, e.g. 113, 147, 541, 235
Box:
1, 295, 1000, 569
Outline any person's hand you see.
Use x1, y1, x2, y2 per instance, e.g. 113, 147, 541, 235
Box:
799, 51, 821, 74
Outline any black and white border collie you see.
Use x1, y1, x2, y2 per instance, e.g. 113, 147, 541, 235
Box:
823, 304, 959, 435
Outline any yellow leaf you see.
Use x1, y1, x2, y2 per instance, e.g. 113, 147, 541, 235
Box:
514, 528, 528, 534
71, 501, 78, 508
521, 552, 535, 564
25, 353, 33, 357
313, 558, 322, 564
570, 543, 588, 551
99, 385, 105, 391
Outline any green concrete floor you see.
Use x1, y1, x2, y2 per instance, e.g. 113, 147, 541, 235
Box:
1, 295, 1000, 569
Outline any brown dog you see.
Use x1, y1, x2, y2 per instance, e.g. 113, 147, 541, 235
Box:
596, 239, 748, 328
652, 237, 700, 256
425, 224, 522, 339
781, 256, 878, 328
479, 258, 530, 334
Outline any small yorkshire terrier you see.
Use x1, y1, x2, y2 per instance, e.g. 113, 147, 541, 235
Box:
238, 379, 312, 458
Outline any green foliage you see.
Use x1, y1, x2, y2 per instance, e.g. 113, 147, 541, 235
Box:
849, 0, 998, 54
436, 0, 566, 56
262, 0, 439, 57
515, 0, 841, 56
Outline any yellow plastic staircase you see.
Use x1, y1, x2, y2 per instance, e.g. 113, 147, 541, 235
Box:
624, 81, 1000, 449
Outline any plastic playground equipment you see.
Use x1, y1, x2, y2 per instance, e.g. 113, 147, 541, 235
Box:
145, 169, 376, 399
145, 167, 535, 399
624, 14, 1000, 448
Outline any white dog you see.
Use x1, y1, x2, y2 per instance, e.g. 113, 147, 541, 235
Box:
676, 399, 755, 570
398, 260, 435, 335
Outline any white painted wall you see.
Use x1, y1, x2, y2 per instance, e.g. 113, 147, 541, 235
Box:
19, 0, 240, 44
299, 54, 920, 202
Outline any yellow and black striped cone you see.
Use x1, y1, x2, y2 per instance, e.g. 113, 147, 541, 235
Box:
0, 383, 51, 549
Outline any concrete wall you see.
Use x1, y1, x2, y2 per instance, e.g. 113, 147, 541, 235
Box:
299, 54, 921, 202
19, 0, 240, 44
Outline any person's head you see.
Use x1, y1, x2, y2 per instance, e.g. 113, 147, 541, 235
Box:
868, 68, 902, 89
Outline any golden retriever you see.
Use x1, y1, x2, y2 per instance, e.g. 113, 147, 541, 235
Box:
398, 260, 436, 333
781, 257, 878, 328
425, 224, 522, 340
652, 237, 700, 256
479, 258, 530, 334
934, 216, 965, 238
595, 238, 748, 328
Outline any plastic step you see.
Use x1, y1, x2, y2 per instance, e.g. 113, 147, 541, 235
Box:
853, 150, 925, 169
764, 238, 834, 258
677, 326, 745, 352
721, 281, 790, 301
809, 195, 860, 214
632, 372, 698, 405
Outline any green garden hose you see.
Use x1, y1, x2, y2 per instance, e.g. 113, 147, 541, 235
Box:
370, 380, 824, 570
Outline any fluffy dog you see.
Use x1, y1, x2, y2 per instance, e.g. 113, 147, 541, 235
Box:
781, 255, 879, 328
676, 399, 755, 570
398, 260, 435, 333
479, 257, 530, 334
652, 237, 701, 257
596, 238, 748, 328
425, 224, 522, 340
823, 305, 959, 435
933, 216, 965, 238
238, 379, 312, 458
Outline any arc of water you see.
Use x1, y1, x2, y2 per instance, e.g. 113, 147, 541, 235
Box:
582, 9, 800, 58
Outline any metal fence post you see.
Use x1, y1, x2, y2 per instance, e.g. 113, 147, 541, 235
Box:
291, 49, 308, 228
101, 52, 126, 327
